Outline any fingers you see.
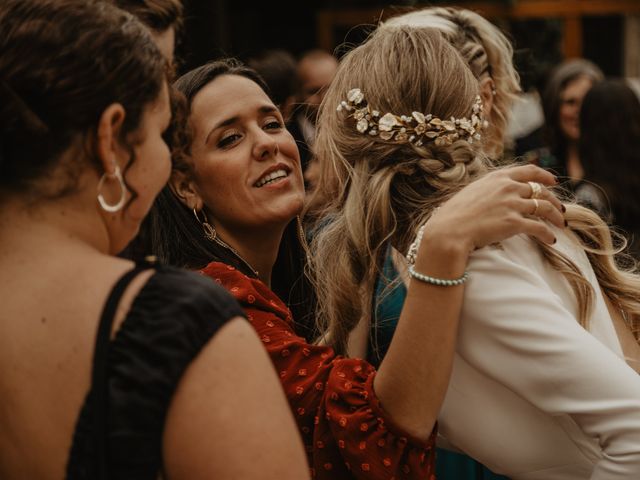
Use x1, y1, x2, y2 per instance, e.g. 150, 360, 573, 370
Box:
517, 198, 565, 229
517, 217, 557, 245
515, 181, 564, 214
536, 186, 564, 213
505, 164, 558, 186
490, 165, 564, 216
435, 166, 566, 250
531, 199, 540, 216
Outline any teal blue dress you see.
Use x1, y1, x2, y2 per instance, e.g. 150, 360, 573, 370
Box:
369, 251, 509, 480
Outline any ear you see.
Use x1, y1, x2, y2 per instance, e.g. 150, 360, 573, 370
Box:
169, 169, 202, 211
479, 76, 495, 119
95, 103, 127, 173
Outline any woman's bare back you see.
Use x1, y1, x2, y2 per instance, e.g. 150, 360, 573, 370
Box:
0, 247, 147, 479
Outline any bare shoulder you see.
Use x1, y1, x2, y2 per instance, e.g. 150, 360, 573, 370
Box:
163, 318, 311, 480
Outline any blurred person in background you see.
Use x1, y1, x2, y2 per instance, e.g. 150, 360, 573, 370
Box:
248, 49, 299, 123
288, 50, 338, 173
110, 0, 182, 64
522, 59, 603, 185
578, 79, 640, 258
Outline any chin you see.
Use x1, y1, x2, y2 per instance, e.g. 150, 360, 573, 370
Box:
271, 203, 304, 228
280, 208, 303, 226
289, 194, 305, 217
282, 188, 304, 211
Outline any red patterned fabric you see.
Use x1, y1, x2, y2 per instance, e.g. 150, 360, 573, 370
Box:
201, 262, 436, 480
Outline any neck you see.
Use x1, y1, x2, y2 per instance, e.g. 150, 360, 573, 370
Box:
214, 223, 286, 287
0, 193, 112, 262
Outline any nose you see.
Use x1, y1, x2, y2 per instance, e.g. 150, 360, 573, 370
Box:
252, 128, 279, 161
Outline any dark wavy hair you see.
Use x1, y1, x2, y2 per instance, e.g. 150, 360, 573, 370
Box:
140, 59, 316, 337
0, 0, 166, 201
580, 79, 640, 234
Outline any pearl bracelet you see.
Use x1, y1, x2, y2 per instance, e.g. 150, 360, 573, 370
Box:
406, 215, 470, 286
408, 264, 469, 287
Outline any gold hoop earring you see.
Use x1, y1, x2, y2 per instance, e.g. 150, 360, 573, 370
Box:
97, 165, 126, 213
193, 208, 217, 241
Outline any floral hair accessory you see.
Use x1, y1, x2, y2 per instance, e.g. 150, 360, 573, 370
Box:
337, 88, 484, 147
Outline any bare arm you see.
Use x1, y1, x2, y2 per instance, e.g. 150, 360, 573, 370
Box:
374, 165, 566, 440
162, 317, 310, 480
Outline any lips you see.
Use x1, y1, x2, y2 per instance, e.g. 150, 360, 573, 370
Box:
254, 164, 291, 188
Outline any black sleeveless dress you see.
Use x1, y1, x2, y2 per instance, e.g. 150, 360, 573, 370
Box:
66, 263, 245, 479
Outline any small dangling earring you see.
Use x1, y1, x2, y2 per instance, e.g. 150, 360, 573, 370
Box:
97, 165, 126, 213
193, 208, 217, 241
296, 215, 306, 244
296, 215, 312, 264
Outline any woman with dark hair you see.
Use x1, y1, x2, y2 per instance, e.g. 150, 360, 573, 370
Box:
145, 61, 314, 333
146, 52, 565, 479
536, 59, 604, 181
579, 79, 640, 257
0, 1, 308, 479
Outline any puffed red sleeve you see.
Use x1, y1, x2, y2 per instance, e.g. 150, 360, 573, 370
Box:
201, 262, 436, 480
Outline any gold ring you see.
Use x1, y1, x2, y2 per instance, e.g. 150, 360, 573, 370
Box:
531, 198, 540, 216
528, 181, 542, 199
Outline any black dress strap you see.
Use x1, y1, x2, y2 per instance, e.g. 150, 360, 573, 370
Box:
91, 263, 156, 480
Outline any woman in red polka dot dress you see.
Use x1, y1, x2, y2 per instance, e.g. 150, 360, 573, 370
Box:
144, 57, 563, 479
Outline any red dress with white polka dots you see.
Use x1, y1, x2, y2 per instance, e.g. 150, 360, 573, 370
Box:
201, 262, 436, 480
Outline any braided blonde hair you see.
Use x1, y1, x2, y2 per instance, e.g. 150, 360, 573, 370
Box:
381, 7, 520, 160
309, 26, 640, 356
310, 27, 487, 354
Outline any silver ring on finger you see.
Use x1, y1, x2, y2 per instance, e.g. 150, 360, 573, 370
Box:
531, 198, 540, 216
528, 181, 543, 199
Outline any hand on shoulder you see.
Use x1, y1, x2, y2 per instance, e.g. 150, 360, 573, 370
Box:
423, 164, 566, 256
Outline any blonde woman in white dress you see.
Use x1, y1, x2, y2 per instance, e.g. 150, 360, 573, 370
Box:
309, 24, 640, 480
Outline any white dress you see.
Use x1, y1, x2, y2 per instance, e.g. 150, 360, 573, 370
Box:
437, 230, 640, 479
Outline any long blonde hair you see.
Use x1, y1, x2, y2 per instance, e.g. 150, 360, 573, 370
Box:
382, 6, 520, 159
309, 26, 640, 356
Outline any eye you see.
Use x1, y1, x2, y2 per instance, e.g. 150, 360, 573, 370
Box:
218, 132, 242, 148
264, 119, 283, 130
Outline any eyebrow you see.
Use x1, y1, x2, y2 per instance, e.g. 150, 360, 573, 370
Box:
205, 105, 279, 145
